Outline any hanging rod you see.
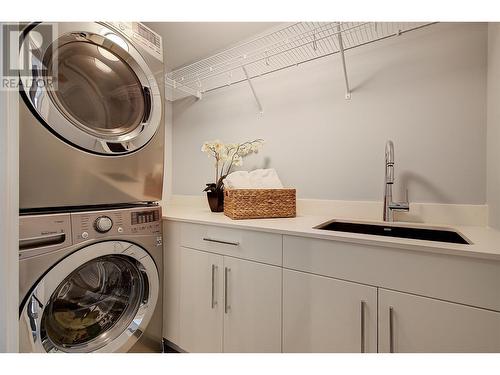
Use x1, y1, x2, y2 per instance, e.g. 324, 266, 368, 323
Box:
165, 22, 437, 102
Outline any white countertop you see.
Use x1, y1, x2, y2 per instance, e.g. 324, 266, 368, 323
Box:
162, 204, 500, 261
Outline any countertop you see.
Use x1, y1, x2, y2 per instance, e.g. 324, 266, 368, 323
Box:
162, 205, 500, 261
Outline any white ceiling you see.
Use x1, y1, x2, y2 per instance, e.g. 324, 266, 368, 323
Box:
145, 22, 279, 71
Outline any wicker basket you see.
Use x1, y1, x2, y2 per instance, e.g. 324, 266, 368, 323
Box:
224, 188, 296, 220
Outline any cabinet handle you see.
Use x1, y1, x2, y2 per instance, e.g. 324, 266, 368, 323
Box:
389, 306, 395, 353
224, 267, 230, 314
203, 237, 240, 246
360, 300, 366, 353
211, 264, 217, 309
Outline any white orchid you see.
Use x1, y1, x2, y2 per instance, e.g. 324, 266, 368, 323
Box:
233, 154, 243, 167
201, 139, 264, 191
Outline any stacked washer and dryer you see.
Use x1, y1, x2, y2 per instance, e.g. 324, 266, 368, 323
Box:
18, 22, 165, 353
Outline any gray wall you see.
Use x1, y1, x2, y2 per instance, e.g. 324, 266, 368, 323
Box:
163, 100, 173, 203
0, 24, 19, 352
172, 23, 487, 204
487, 23, 500, 228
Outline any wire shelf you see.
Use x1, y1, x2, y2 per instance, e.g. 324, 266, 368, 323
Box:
165, 22, 436, 101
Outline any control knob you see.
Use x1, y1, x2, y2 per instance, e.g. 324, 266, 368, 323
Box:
94, 216, 113, 233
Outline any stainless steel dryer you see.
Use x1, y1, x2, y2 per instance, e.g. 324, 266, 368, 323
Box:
19, 205, 163, 353
19, 22, 165, 210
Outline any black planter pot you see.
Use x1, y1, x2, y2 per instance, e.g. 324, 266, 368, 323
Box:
207, 189, 224, 212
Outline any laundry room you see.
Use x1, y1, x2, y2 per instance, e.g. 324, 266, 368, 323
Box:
1, 0, 500, 374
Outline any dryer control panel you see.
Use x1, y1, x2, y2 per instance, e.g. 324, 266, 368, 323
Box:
72, 206, 162, 244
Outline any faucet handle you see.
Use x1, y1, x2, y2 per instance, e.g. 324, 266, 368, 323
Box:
388, 189, 410, 212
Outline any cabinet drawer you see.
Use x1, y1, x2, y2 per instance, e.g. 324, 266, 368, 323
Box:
180, 223, 282, 266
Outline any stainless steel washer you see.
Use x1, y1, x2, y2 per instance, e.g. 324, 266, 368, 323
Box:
19, 22, 165, 210
19, 205, 163, 353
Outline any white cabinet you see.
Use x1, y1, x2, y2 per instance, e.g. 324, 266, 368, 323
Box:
179, 247, 224, 352
177, 246, 282, 352
378, 289, 500, 353
223, 257, 282, 352
165, 220, 500, 353
283, 269, 377, 353
165, 221, 283, 352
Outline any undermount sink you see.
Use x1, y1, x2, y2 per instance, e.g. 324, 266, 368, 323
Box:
315, 220, 471, 245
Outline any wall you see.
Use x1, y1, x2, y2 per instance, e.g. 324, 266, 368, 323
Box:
171, 23, 487, 204
163, 100, 173, 203
0, 24, 19, 352
487, 23, 500, 229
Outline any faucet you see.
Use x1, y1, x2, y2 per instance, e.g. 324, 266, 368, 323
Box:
383, 140, 409, 221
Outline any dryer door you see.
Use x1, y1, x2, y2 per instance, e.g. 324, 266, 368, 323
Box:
19, 241, 159, 353
19, 22, 162, 155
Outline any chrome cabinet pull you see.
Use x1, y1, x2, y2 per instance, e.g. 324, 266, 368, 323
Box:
203, 237, 240, 246
224, 267, 230, 314
360, 300, 366, 353
389, 306, 395, 353
211, 264, 217, 309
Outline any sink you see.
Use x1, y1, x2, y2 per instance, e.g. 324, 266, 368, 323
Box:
315, 220, 470, 245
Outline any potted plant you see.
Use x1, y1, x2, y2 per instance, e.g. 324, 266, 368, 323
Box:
201, 139, 264, 212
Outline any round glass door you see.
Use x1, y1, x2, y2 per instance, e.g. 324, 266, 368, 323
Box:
46, 41, 146, 137
40, 255, 146, 352
20, 23, 163, 155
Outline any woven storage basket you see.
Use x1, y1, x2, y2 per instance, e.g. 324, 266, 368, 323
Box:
224, 188, 296, 219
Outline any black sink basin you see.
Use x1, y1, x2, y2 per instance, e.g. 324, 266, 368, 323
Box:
315, 220, 470, 245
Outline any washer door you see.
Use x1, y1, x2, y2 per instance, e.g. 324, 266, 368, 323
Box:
19, 241, 159, 353
20, 22, 162, 155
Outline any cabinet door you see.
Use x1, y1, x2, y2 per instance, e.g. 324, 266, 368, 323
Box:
283, 269, 377, 352
379, 289, 500, 353
179, 247, 224, 352
223, 257, 282, 352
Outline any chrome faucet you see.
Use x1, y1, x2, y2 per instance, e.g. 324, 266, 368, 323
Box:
383, 140, 409, 221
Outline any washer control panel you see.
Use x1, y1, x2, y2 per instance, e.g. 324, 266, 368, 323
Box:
72, 206, 162, 243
